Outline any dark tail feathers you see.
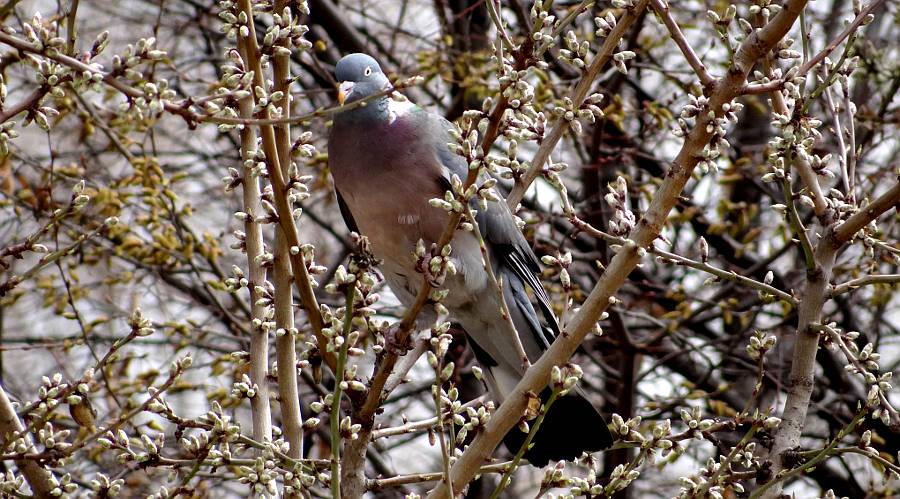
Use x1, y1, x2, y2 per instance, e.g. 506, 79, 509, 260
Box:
502, 389, 613, 467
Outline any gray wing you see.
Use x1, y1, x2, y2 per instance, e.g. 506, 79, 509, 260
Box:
431, 112, 559, 350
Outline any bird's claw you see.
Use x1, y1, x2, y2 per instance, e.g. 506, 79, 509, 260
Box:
414, 244, 444, 288
384, 324, 412, 356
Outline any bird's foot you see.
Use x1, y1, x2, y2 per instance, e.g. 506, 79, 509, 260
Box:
384, 323, 412, 356
414, 243, 445, 288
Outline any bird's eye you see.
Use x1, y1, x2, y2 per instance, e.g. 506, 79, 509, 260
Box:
364, 66, 372, 77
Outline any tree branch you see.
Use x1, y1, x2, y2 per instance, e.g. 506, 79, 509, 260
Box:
506, 0, 650, 209
649, 0, 715, 88
0, 386, 56, 497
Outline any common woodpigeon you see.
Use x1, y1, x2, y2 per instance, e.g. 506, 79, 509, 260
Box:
327, 53, 612, 466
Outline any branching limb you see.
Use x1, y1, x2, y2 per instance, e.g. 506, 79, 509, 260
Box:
741, 0, 885, 95
763, 183, 900, 498
506, 0, 650, 208
233, 0, 334, 373
570, 215, 798, 306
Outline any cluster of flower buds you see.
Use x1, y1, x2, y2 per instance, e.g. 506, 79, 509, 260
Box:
429, 176, 468, 214
529, 1, 560, 53
37, 422, 72, 452
821, 323, 895, 425
128, 307, 155, 338
746, 329, 777, 361
558, 30, 591, 71
749, 0, 782, 20
200, 401, 244, 443
232, 373, 259, 399
19, 13, 61, 52
206, 50, 255, 127
295, 243, 328, 288
706, 4, 737, 29
339, 415, 362, 441
135, 79, 176, 118
225, 264, 249, 291
539, 461, 571, 492
238, 456, 278, 497
569, 468, 605, 496
550, 363, 583, 396
262, 5, 313, 56
605, 176, 635, 237
291, 130, 318, 159
0, 118, 19, 156
112, 37, 167, 81
500, 103, 547, 152
454, 401, 495, 443
552, 93, 603, 135
542, 251, 573, 291
605, 463, 642, 496
89, 473, 125, 497
612, 50, 636, 75
46, 474, 77, 497
594, 11, 618, 38
218, 1, 252, 39
609, 413, 643, 442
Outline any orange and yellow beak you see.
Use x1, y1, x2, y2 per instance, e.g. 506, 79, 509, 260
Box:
337, 81, 354, 105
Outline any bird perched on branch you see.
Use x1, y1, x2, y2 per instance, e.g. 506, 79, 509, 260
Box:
327, 52, 612, 466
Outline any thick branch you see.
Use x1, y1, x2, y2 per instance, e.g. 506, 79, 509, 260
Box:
235, 24, 273, 445
763, 178, 900, 496
234, 0, 333, 372
272, 0, 304, 473
0, 386, 55, 497
832, 180, 900, 244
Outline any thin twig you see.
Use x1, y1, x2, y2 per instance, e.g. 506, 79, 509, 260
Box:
830, 273, 900, 296
649, 0, 715, 87
741, 0, 885, 95
331, 284, 356, 499
570, 215, 798, 306
506, 0, 651, 209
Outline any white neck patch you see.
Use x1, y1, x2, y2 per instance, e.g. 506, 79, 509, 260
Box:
387, 94, 415, 124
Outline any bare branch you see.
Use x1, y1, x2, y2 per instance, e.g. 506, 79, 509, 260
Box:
650, 0, 716, 87
506, 0, 650, 209
833, 180, 900, 244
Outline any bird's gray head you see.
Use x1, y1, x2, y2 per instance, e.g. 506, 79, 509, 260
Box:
335, 53, 390, 107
